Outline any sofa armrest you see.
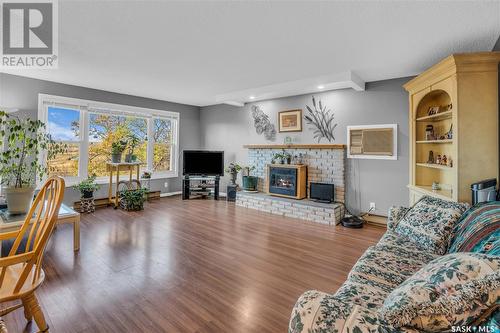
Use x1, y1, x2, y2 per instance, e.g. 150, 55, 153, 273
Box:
387, 206, 409, 231
289, 290, 420, 333
289, 290, 354, 333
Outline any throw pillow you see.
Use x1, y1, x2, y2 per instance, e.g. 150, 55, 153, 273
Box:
394, 196, 469, 255
379, 252, 500, 332
448, 201, 500, 255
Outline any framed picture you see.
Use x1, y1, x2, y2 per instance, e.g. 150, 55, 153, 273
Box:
278, 109, 302, 132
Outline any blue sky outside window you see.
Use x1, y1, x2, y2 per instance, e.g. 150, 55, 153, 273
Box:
47, 106, 80, 141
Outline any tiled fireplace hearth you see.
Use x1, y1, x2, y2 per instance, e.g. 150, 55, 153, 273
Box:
236, 144, 346, 225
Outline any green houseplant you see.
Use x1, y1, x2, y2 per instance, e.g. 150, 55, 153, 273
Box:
272, 152, 285, 164
73, 175, 100, 198
125, 134, 140, 163
119, 187, 147, 211
225, 163, 242, 186
111, 139, 127, 163
0, 111, 66, 214
242, 166, 258, 192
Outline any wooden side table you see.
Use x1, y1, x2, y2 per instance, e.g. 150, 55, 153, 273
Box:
106, 162, 141, 208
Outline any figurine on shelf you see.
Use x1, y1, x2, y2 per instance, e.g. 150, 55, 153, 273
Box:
448, 157, 453, 168
427, 150, 435, 164
446, 124, 453, 140
441, 155, 447, 166
442, 104, 452, 112
425, 125, 435, 141
428, 106, 440, 116
436, 154, 442, 165
432, 181, 441, 191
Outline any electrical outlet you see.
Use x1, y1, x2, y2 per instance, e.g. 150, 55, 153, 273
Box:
164, 182, 169, 188
369, 202, 376, 211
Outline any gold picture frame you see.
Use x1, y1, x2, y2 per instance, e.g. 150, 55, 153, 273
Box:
278, 109, 302, 132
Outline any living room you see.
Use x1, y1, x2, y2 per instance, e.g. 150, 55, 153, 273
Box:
0, 1, 499, 332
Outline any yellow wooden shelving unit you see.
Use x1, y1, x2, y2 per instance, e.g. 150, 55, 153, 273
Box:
404, 52, 500, 205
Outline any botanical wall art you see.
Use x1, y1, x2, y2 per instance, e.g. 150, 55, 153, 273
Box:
278, 109, 302, 132
304, 96, 338, 142
251, 105, 276, 141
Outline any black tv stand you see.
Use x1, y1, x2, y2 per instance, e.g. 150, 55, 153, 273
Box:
182, 175, 220, 200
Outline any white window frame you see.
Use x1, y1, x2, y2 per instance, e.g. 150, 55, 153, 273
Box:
38, 94, 180, 186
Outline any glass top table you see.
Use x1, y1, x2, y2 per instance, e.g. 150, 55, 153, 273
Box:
0, 203, 80, 252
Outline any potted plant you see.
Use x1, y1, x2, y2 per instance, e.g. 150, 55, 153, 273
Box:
141, 170, 152, 179
225, 163, 242, 186
0, 112, 67, 214
119, 187, 147, 211
111, 139, 127, 163
283, 150, 292, 164
73, 175, 100, 199
242, 166, 258, 192
272, 152, 284, 164
125, 134, 140, 163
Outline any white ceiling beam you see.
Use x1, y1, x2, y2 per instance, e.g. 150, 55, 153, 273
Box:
216, 70, 365, 107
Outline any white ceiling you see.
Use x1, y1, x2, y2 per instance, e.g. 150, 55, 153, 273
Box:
2, 1, 500, 107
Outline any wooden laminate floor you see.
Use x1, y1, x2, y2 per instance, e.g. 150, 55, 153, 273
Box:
5, 196, 384, 333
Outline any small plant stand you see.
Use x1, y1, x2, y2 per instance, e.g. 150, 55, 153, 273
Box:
80, 197, 95, 213
106, 162, 142, 208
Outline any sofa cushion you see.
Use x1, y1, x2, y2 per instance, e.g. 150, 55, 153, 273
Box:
380, 252, 500, 332
394, 196, 469, 255
448, 201, 500, 255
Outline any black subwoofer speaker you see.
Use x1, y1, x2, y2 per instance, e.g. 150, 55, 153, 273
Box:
226, 185, 237, 202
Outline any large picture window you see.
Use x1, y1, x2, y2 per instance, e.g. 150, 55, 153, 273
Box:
39, 94, 179, 185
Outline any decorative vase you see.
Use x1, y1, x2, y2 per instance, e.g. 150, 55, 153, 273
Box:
124, 153, 133, 163
111, 153, 122, 163
279, 158, 284, 164
242, 176, 258, 192
3, 186, 35, 215
286, 156, 292, 164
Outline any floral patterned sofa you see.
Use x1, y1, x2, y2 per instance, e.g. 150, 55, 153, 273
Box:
288, 198, 499, 333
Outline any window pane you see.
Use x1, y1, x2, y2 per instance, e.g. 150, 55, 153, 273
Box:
88, 113, 147, 177
47, 107, 80, 141
47, 107, 80, 177
47, 142, 79, 177
153, 119, 172, 172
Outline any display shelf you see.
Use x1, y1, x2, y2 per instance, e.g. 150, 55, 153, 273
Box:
416, 163, 453, 170
408, 185, 453, 201
416, 110, 452, 122
415, 139, 453, 144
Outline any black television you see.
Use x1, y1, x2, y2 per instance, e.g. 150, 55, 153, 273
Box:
183, 150, 224, 176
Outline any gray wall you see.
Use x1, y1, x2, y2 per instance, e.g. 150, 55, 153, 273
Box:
200, 77, 412, 215
0, 73, 201, 205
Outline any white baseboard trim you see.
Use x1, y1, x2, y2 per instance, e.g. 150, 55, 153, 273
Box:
160, 191, 182, 197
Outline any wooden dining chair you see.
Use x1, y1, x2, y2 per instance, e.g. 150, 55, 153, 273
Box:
0, 176, 65, 332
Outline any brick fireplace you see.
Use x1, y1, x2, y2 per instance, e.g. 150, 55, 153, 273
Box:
245, 144, 346, 203
236, 144, 346, 225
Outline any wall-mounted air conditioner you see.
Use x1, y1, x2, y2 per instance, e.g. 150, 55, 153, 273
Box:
347, 124, 397, 160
